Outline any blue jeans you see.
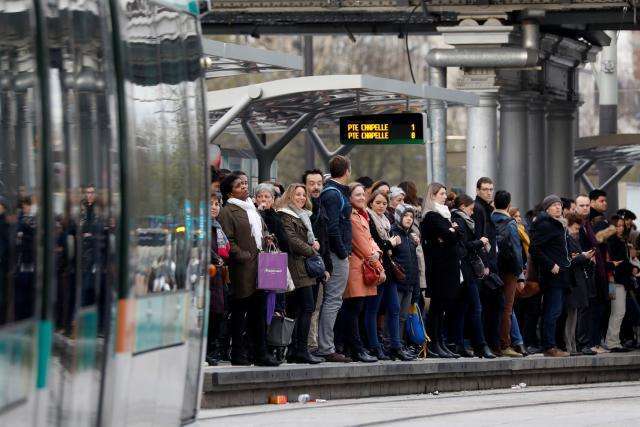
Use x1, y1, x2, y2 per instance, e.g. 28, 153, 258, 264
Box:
451, 280, 486, 348
542, 286, 565, 350
510, 311, 524, 346
364, 281, 402, 350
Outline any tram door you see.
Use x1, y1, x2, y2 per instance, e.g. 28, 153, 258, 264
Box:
42, 0, 121, 425
0, 1, 43, 425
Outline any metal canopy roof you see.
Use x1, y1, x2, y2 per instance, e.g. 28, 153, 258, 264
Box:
207, 74, 478, 134
576, 134, 640, 165
201, 38, 303, 78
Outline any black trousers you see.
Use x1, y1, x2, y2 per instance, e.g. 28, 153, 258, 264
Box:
342, 297, 365, 354
289, 286, 316, 354
480, 286, 504, 350
231, 290, 267, 359
518, 292, 542, 348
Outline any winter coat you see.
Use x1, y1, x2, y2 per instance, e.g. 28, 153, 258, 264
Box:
311, 196, 332, 273
219, 203, 266, 300
472, 197, 498, 273
345, 209, 381, 299
280, 210, 316, 289
580, 218, 609, 301
390, 223, 419, 292
260, 208, 289, 253
420, 211, 462, 300
565, 232, 593, 309
451, 210, 485, 284
319, 180, 352, 260
530, 212, 572, 290
607, 234, 635, 290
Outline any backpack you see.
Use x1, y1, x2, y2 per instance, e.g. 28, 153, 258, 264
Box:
315, 186, 346, 227
495, 218, 519, 275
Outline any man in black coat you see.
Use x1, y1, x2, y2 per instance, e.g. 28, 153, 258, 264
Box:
472, 177, 504, 354
530, 195, 571, 357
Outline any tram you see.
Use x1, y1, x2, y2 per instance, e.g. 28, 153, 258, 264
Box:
0, 0, 209, 425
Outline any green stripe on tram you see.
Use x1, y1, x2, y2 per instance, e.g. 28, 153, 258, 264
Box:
36, 320, 52, 389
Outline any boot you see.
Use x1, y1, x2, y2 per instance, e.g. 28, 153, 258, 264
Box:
474, 345, 496, 359
454, 344, 475, 358
255, 352, 282, 366
429, 341, 452, 358
442, 342, 460, 359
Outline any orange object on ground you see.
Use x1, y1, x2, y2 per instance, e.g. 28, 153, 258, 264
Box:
268, 395, 288, 404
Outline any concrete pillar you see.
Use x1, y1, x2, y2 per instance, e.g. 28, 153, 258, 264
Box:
429, 67, 447, 184
598, 29, 619, 211
498, 93, 528, 210
466, 92, 498, 197
527, 97, 546, 207
545, 101, 577, 197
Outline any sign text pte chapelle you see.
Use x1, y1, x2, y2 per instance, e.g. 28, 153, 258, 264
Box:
339, 113, 424, 145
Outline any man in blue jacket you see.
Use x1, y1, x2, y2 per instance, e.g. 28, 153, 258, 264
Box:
491, 190, 525, 358
315, 156, 353, 362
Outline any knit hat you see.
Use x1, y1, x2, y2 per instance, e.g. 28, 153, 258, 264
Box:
394, 203, 415, 224
389, 186, 405, 200
541, 194, 562, 211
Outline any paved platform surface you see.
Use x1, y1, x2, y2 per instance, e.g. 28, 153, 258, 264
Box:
201, 351, 640, 408
198, 381, 640, 426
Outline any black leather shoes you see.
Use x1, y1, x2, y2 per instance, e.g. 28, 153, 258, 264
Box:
353, 350, 378, 363
255, 353, 282, 367
370, 347, 391, 361
454, 345, 475, 358
290, 351, 324, 364
429, 342, 452, 358
474, 345, 496, 359
389, 347, 416, 361
442, 344, 460, 359
231, 353, 251, 366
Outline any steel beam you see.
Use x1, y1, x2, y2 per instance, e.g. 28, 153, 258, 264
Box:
307, 127, 355, 167
527, 96, 546, 207
574, 159, 595, 180
546, 101, 577, 197
601, 165, 632, 193
428, 66, 447, 185
208, 88, 262, 143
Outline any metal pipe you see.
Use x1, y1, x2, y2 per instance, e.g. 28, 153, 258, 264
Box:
466, 92, 498, 197
428, 66, 447, 184
426, 47, 539, 69
208, 87, 262, 143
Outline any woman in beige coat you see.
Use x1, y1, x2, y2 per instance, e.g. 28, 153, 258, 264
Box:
342, 183, 383, 363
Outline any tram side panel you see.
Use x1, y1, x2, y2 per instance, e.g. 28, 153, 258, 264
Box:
107, 0, 208, 425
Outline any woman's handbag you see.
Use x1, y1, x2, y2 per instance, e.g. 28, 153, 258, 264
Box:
257, 242, 288, 291
266, 314, 295, 347
390, 258, 406, 282
470, 255, 486, 279
304, 254, 326, 279
363, 258, 385, 287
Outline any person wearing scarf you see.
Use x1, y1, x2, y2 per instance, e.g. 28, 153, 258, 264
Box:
218, 172, 279, 367
449, 194, 495, 359
421, 182, 463, 358
362, 190, 414, 361
207, 192, 231, 366
277, 184, 325, 364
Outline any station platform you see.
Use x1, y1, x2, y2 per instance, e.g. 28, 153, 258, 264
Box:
201, 352, 640, 408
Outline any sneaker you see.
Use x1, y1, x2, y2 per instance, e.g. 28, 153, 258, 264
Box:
543, 347, 570, 357
593, 346, 609, 354
501, 347, 524, 358
323, 352, 353, 363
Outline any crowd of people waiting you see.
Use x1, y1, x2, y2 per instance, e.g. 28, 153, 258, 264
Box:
206, 155, 640, 367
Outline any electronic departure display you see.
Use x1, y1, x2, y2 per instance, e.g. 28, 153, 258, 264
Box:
339, 113, 424, 145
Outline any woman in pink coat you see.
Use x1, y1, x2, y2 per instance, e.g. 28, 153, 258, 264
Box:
343, 182, 383, 362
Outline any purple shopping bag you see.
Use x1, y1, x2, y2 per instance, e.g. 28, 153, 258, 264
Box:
257, 251, 288, 291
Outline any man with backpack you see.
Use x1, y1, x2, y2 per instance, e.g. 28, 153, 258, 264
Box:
314, 156, 353, 363
491, 190, 525, 357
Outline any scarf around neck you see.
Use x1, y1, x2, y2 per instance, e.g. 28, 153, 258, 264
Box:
434, 202, 451, 219
212, 218, 230, 258
367, 207, 391, 240
227, 197, 263, 250
452, 208, 475, 232
279, 205, 316, 245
